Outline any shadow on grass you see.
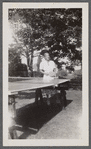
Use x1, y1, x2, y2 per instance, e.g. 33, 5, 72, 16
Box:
15, 98, 72, 139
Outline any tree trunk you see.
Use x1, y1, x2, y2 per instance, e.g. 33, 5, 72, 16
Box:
27, 56, 30, 68
37, 55, 41, 72
30, 49, 33, 77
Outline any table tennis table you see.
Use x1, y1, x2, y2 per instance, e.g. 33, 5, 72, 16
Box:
8, 77, 70, 139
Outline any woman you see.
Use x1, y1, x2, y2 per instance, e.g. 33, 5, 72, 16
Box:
40, 50, 60, 105
40, 50, 58, 81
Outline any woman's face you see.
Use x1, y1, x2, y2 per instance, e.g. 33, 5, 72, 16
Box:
44, 53, 50, 61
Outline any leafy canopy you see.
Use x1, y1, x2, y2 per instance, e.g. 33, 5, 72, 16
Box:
8, 8, 82, 68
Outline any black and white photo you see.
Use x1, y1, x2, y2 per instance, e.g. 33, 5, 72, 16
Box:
3, 2, 89, 146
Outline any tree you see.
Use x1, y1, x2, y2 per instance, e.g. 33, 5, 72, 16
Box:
8, 9, 49, 76
8, 8, 82, 76
46, 9, 82, 65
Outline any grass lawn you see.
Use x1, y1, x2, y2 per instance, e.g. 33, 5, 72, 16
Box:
9, 89, 82, 139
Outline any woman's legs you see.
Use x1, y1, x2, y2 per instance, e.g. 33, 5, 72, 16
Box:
41, 88, 60, 105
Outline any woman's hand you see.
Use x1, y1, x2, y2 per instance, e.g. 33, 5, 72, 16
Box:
40, 69, 49, 76
49, 71, 56, 77
44, 72, 49, 76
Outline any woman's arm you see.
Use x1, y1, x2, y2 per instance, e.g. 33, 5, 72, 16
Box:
48, 62, 58, 77
40, 69, 49, 75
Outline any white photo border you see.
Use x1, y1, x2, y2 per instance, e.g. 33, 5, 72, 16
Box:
3, 2, 89, 146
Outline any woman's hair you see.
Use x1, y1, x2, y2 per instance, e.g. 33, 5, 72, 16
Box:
40, 50, 49, 56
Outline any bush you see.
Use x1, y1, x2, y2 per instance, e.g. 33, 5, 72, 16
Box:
9, 63, 17, 76
57, 70, 68, 78
9, 63, 28, 77
66, 65, 74, 72
33, 71, 43, 77
69, 77, 82, 90
69, 69, 82, 90
73, 69, 82, 77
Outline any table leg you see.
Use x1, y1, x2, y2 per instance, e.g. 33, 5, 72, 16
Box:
35, 89, 39, 130
8, 95, 17, 139
38, 89, 43, 105
35, 89, 43, 106
35, 89, 43, 130
35, 89, 39, 106
60, 89, 67, 109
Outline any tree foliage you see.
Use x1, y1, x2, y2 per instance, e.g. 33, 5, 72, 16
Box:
8, 8, 82, 76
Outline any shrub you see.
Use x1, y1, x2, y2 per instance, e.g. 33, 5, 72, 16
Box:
66, 65, 74, 72
9, 63, 28, 77
33, 71, 43, 77
9, 63, 17, 76
57, 70, 68, 78
74, 69, 82, 77
69, 69, 82, 90
16, 63, 27, 71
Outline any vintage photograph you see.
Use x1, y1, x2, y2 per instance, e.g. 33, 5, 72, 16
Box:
3, 3, 88, 146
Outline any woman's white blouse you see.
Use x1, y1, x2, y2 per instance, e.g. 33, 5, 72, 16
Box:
40, 60, 57, 81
